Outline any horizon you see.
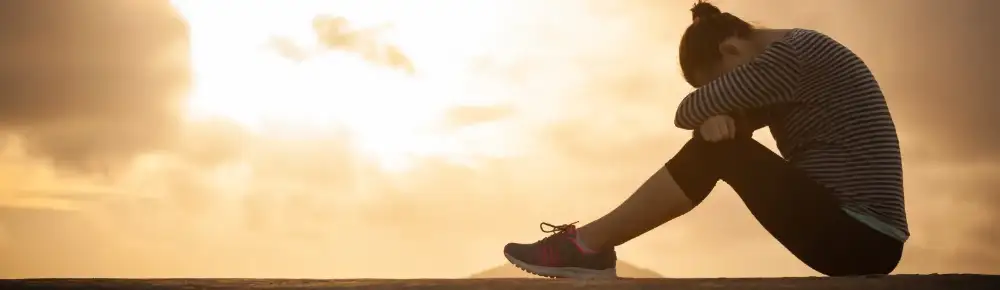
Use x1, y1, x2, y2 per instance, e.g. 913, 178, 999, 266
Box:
1, 0, 999, 279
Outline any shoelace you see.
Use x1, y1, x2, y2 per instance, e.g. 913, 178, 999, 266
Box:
539, 221, 579, 234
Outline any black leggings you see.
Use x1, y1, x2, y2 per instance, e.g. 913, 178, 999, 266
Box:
665, 136, 903, 276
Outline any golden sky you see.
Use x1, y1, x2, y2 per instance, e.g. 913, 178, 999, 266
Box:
0, 0, 998, 278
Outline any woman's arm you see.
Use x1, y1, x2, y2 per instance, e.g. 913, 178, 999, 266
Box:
674, 41, 804, 130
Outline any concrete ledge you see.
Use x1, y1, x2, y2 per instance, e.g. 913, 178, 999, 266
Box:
1, 275, 997, 290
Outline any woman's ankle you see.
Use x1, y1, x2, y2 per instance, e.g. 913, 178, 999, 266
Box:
575, 226, 608, 253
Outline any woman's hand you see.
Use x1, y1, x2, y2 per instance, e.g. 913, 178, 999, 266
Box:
699, 115, 737, 142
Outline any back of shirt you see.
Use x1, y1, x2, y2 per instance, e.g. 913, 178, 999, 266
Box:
785, 29, 908, 241
674, 29, 909, 241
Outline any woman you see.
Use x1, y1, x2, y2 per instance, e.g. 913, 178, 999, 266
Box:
503, 1, 907, 278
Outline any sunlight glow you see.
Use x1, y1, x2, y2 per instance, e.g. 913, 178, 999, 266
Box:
172, 0, 516, 171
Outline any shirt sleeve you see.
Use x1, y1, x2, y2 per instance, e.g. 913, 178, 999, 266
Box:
674, 41, 804, 130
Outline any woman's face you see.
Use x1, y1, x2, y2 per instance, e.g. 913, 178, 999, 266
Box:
693, 36, 758, 87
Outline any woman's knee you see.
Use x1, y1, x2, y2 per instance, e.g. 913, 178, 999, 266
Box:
664, 137, 764, 204
676, 136, 768, 164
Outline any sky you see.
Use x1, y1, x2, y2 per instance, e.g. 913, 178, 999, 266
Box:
0, 0, 998, 278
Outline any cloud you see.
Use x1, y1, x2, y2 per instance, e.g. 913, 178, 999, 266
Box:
0, 0, 191, 173
266, 15, 415, 74
0, 0, 998, 279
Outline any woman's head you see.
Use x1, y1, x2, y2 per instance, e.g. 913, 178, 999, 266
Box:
679, 1, 756, 87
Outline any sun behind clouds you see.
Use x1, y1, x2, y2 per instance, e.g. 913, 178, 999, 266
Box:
171, 0, 520, 171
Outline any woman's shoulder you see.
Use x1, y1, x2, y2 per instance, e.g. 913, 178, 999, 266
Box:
778, 28, 861, 59
785, 28, 841, 47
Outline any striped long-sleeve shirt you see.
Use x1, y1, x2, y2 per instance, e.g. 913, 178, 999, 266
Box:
675, 29, 909, 242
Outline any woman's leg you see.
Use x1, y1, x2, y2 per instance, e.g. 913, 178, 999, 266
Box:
577, 136, 903, 276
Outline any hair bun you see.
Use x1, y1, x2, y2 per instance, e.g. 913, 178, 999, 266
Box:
691, 1, 722, 22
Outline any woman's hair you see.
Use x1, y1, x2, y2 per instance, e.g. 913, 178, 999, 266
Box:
678, 1, 754, 86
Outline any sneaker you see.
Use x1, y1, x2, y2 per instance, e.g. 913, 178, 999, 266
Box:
503, 222, 617, 279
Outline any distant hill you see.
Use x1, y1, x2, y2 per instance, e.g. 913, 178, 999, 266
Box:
470, 260, 662, 278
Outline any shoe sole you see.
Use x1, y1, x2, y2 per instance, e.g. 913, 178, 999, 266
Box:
503, 252, 617, 279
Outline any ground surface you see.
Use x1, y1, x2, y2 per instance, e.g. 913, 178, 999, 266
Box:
0, 275, 997, 289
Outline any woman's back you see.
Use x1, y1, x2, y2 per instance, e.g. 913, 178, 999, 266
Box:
765, 29, 909, 242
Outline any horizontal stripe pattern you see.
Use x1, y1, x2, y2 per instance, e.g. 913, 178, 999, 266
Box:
675, 29, 908, 241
